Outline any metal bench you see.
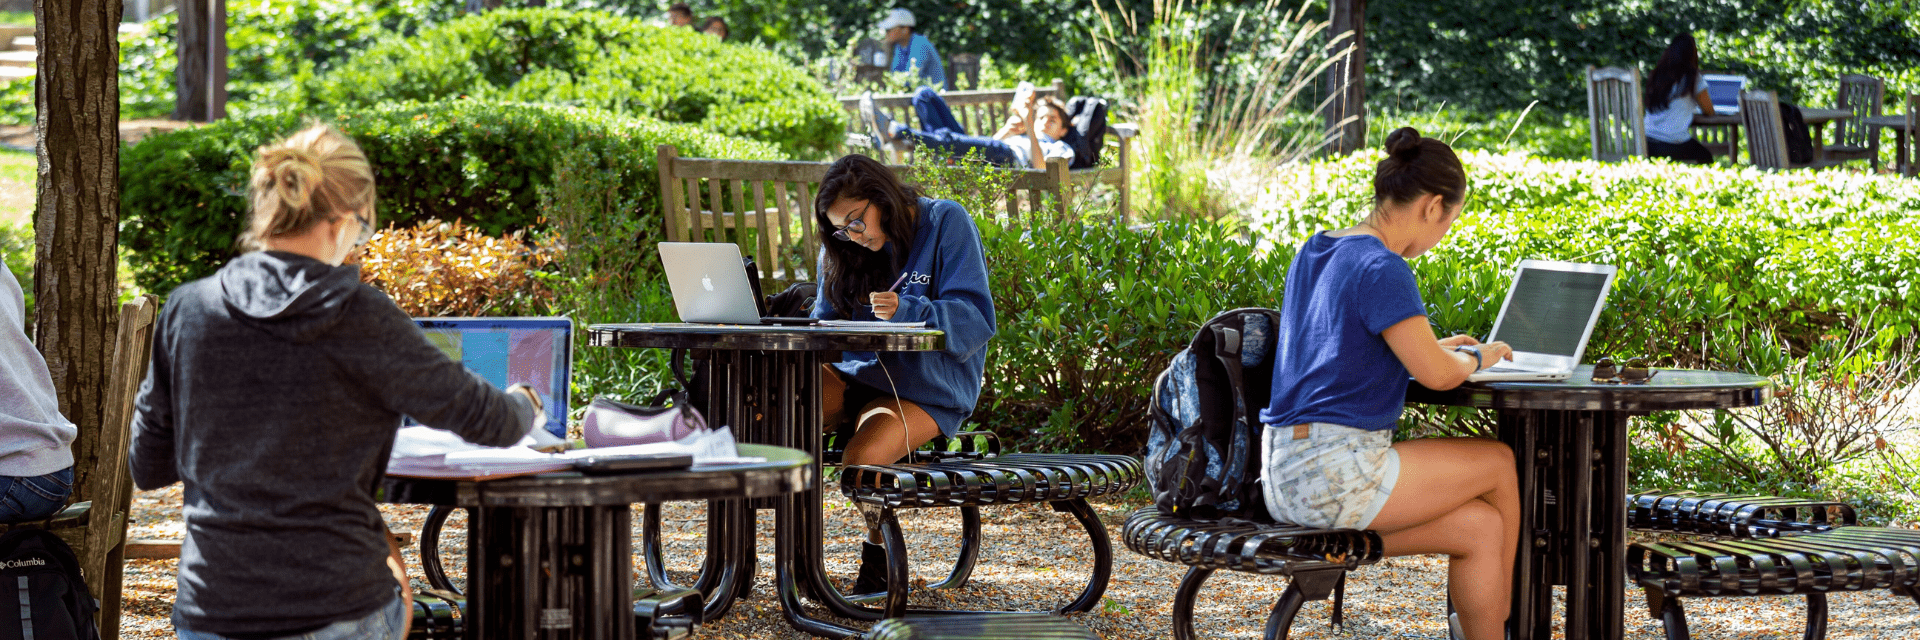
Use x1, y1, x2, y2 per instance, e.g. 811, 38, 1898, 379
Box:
1121, 506, 1386, 639
864, 613, 1099, 639
1626, 491, 1920, 639
839, 451, 1143, 617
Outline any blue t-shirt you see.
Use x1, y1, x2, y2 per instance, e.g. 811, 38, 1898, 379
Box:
1259, 232, 1427, 432
891, 33, 948, 91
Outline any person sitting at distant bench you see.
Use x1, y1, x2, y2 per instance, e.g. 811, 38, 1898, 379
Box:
860, 83, 1092, 170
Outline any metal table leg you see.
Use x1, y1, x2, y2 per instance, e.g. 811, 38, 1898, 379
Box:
467, 504, 635, 640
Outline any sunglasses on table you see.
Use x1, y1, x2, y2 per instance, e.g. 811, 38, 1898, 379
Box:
1591, 357, 1656, 384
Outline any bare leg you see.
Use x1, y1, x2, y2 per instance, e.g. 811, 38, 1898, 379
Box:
821, 363, 848, 431
1367, 437, 1520, 640
842, 398, 941, 543
385, 522, 413, 638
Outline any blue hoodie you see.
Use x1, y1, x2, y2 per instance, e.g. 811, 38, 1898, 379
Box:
813, 197, 996, 437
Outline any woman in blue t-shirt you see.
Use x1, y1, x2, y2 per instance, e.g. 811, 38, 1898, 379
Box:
1260, 128, 1519, 640
1643, 33, 1716, 164
810, 153, 998, 598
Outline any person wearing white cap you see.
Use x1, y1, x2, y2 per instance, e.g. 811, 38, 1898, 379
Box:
877, 8, 947, 91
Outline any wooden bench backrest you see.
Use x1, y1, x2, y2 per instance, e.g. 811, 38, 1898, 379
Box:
657, 145, 1065, 285
1834, 74, 1885, 147
1740, 90, 1792, 170
1586, 66, 1646, 162
840, 79, 1067, 143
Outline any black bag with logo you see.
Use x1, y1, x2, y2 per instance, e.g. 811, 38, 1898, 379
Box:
1144, 307, 1282, 520
1780, 101, 1814, 165
0, 528, 99, 640
1064, 96, 1110, 168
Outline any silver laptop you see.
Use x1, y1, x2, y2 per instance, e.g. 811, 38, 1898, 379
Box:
659, 242, 815, 325
1702, 74, 1746, 115
1468, 260, 1617, 382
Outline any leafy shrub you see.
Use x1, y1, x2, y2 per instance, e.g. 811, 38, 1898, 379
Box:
357, 220, 559, 317
309, 9, 846, 156
977, 216, 1292, 454
119, 99, 780, 297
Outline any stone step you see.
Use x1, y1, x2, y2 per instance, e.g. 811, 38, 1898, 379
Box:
0, 65, 30, 81
12, 36, 31, 52
0, 50, 32, 69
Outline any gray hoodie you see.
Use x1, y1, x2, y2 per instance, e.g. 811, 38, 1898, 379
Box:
129, 251, 533, 635
0, 259, 75, 477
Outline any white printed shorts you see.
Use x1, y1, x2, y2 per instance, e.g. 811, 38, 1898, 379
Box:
1260, 422, 1400, 530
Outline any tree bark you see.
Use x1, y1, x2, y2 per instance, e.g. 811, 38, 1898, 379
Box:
172, 0, 226, 121
1325, 0, 1366, 155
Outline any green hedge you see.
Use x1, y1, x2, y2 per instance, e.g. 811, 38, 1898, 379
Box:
309, 8, 846, 156
119, 99, 780, 296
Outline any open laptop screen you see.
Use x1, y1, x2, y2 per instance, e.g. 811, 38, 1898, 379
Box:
1702, 74, 1745, 114
413, 317, 571, 438
1489, 270, 1611, 357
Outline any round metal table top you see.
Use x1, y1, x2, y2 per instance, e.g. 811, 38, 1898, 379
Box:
588, 322, 945, 352
1405, 365, 1772, 413
382, 444, 814, 508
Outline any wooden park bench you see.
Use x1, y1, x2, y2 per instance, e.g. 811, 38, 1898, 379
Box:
657, 144, 1079, 287
836, 80, 1137, 215
1626, 490, 1920, 639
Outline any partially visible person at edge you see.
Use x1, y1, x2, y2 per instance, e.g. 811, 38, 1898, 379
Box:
0, 260, 77, 524
877, 8, 947, 91
1643, 33, 1716, 165
1260, 127, 1521, 640
809, 154, 995, 598
699, 15, 729, 40
861, 82, 1091, 170
666, 2, 694, 27
128, 123, 546, 640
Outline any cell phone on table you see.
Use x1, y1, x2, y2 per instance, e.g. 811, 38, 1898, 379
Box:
571, 454, 694, 475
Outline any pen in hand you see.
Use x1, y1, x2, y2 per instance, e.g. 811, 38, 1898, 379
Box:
887, 272, 910, 293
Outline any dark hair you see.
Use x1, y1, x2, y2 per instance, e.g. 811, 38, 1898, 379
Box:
668, 2, 692, 15
814, 154, 923, 316
1645, 33, 1701, 112
1038, 96, 1070, 132
1371, 127, 1466, 215
698, 16, 727, 38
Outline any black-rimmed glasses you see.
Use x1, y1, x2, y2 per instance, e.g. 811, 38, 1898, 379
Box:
351, 211, 375, 247
829, 202, 870, 242
1591, 356, 1656, 384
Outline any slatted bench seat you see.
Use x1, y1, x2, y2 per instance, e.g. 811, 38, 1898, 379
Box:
1625, 491, 1920, 639
839, 452, 1143, 617
864, 613, 1100, 639
1120, 506, 1386, 640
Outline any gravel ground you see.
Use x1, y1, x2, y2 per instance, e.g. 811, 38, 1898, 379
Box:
120, 485, 1917, 639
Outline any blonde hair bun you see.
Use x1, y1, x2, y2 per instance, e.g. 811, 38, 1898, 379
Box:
241, 123, 378, 251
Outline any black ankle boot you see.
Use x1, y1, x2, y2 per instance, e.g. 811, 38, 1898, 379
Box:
851, 541, 889, 597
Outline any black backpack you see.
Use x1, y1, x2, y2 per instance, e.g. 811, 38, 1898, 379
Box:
1144, 307, 1281, 520
0, 528, 99, 640
1064, 96, 1109, 167
1780, 101, 1814, 165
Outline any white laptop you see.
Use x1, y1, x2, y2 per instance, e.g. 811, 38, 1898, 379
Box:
1702, 74, 1746, 115
1468, 260, 1618, 382
659, 242, 815, 325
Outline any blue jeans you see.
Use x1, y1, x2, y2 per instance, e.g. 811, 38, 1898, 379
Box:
0, 467, 73, 523
177, 590, 407, 640
905, 86, 1019, 166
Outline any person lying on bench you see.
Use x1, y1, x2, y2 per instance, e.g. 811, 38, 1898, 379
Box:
860, 83, 1092, 170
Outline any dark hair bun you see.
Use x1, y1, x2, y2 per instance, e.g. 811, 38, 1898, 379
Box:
1384, 127, 1423, 160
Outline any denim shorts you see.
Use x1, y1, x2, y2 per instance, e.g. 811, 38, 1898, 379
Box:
1260, 423, 1400, 530
0, 467, 73, 523
177, 588, 407, 640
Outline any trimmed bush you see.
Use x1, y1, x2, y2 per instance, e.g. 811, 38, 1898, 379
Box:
309, 8, 846, 156
357, 220, 560, 317
119, 99, 780, 296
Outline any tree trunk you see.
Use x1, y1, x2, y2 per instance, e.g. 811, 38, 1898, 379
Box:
172, 0, 226, 121
36, 0, 123, 504
1325, 0, 1366, 155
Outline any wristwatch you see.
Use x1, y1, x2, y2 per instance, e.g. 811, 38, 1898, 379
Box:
1453, 345, 1485, 371
506, 384, 549, 434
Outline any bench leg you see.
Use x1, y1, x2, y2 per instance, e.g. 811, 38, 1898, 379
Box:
925, 506, 982, 591
879, 507, 913, 617
1657, 596, 1691, 640
1170, 567, 1214, 640
1898, 584, 1920, 607
1049, 498, 1113, 614
1262, 582, 1307, 640
1802, 592, 1828, 640
420, 506, 462, 594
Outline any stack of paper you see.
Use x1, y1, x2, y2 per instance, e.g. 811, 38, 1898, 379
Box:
388, 425, 765, 479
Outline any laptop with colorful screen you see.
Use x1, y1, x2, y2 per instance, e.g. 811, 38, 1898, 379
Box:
411, 316, 572, 439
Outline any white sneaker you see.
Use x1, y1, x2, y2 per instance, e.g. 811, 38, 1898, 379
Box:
1449, 612, 1465, 640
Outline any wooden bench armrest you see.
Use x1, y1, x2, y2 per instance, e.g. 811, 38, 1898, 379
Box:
1108, 123, 1140, 139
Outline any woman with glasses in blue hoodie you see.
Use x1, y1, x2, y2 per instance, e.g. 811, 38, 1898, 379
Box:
128, 124, 546, 640
810, 153, 997, 599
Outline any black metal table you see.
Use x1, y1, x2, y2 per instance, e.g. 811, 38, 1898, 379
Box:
1405, 365, 1771, 640
588, 323, 946, 638
381, 443, 813, 640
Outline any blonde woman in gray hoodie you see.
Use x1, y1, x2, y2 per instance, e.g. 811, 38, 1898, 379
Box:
0, 259, 77, 523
